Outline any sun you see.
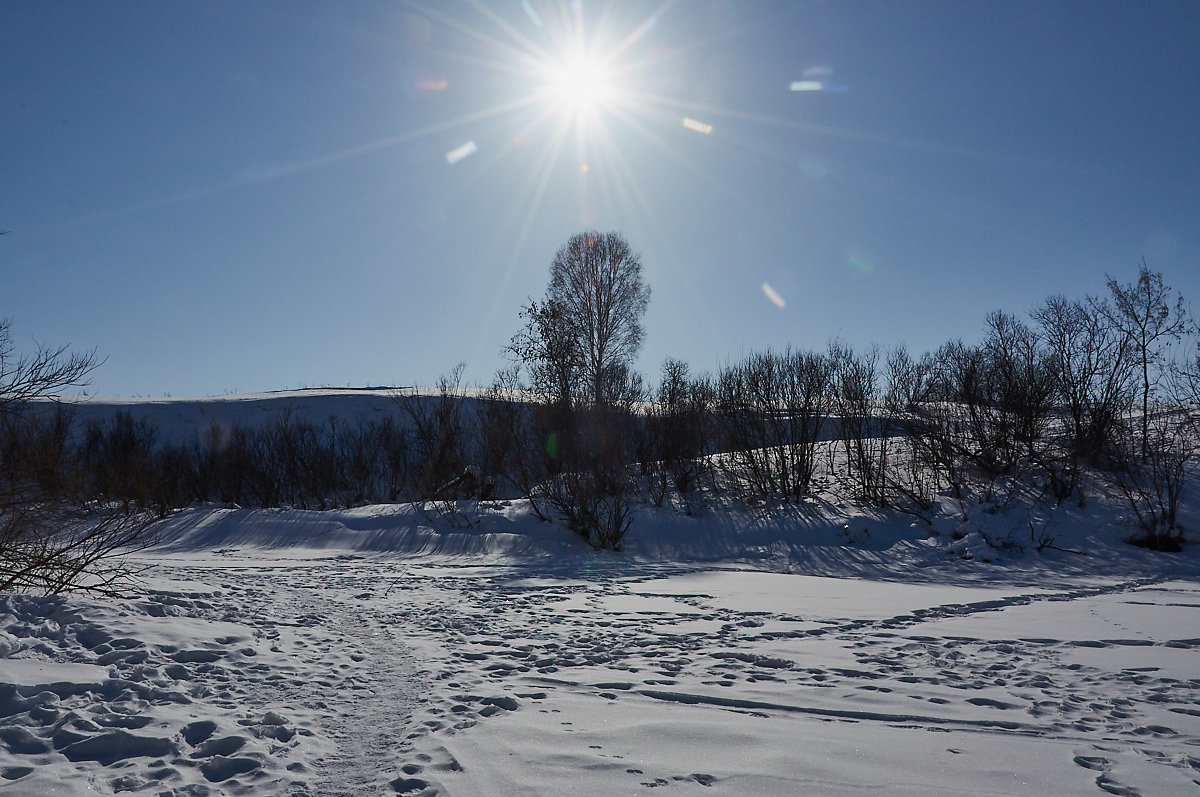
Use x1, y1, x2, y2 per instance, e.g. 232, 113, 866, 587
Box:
548, 52, 616, 117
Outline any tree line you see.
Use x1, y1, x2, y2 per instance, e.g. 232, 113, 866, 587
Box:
3, 232, 1199, 594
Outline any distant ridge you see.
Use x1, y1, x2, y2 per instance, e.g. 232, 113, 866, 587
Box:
262, 386, 407, 393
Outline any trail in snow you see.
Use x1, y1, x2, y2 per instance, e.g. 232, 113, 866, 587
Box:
208, 559, 424, 796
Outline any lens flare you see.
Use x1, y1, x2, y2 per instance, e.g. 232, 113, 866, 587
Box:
847, 252, 874, 273
791, 66, 849, 93
445, 140, 477, 165
761, 283, 786, 308
682, 117, 713, 135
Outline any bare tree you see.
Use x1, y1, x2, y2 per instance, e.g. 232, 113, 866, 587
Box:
1173, 339, 1200, 410
1033, 295, 1135, 462
546, 231, 650, 405
642, 359, 714, 509
1097, 263, 1191, 459
393, 364, 482, 527
0, 318, 98, 417
884, 344, 935, 409
830, 342, 889, 505
0, 320, 154, 596
983, 311, 1057, 453
507, 298, 583, 411
883, 345, 939, 510
501, 234, 648, 547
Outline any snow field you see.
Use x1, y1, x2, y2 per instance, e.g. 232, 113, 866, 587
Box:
1, 493, 1199, 796
403, 566, 1200, 795
6, 548, 1199, 795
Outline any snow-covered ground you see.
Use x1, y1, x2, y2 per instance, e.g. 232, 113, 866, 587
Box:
3, 495, 1200, 796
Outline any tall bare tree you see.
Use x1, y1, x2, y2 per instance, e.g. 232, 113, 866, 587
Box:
503, 233, 648, 548
547, 231, 650, 405
1097, 263, 1191, 459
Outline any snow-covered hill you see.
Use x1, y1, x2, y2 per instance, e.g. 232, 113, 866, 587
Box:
52, 389, 426, 444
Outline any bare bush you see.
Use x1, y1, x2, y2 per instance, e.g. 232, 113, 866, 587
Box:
1106, 410, 1197, 550
899, 314, 1056, 505
475, 367, 524, 499
641, 359, 715, 510
892, 340, 994, 504
481, 370, 558, 521
0, 500, 154, 596
830, 342, 889, 505
395, 365, 478, 501
538, 404, 637, 550
715, 348, 832, 503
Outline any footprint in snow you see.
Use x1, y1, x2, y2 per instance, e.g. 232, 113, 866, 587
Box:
1073, 755, 1111, 771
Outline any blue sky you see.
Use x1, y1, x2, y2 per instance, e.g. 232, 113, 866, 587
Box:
4, 0, 1198, 397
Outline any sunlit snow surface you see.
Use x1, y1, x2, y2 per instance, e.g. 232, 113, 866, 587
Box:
2, 498, 1199, 796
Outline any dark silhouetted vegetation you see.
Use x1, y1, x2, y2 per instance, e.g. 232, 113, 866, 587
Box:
4, 253, 1198, 574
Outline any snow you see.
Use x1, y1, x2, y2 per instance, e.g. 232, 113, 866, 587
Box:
3, 393, 1200, 795
4, 504, 1199, 796
44, 388, 484, 445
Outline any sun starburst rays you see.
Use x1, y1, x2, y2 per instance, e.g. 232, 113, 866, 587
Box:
415, 3, 669, 229
399, 0, 777, 358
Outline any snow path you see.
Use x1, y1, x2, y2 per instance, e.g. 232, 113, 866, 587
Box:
3, 551, 1200, 795
212, 561, 423, 797
0, 554, 429, 796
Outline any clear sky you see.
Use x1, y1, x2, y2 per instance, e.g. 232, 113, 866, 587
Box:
4, 1, 1198, 398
